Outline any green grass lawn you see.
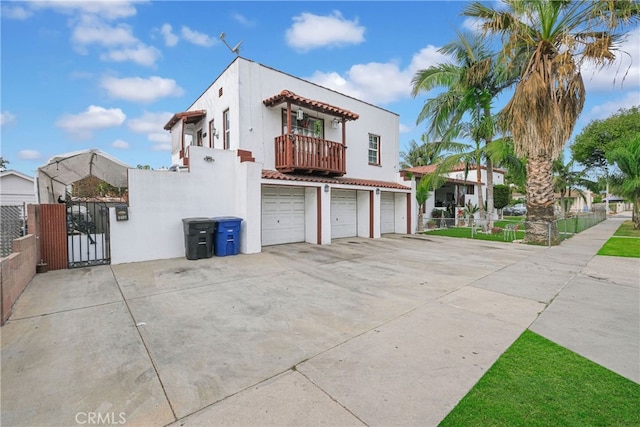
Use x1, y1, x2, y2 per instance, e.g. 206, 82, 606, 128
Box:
423, 226, 525, 242
613, 221, 640, 237
597, 221, 640, 258
440, 330, 640, 427
597, 237, 640, 257
423, 220, 525, 242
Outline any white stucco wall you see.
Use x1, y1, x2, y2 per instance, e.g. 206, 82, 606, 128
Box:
110, 147, 261, 264
171, 58, 405, 187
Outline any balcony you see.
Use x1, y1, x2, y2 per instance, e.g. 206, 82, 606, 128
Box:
275, 134, 345, 176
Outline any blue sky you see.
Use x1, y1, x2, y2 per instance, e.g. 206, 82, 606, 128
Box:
2, 1, 639, 176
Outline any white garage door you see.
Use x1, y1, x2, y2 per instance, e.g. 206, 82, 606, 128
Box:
331, 189, 357, 239
380, 192, 395, 234
262, 186, 305, 246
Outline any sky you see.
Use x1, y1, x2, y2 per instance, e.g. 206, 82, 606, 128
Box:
1, 0, 639, 176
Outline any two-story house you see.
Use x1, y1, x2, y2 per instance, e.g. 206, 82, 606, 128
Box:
108, 58, 414, 264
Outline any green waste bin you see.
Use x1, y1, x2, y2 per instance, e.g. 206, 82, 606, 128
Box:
212, 217, 242, 256
182, 218, 215, 260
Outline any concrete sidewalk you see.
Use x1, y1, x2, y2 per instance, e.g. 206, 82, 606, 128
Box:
1, 215, 637, 426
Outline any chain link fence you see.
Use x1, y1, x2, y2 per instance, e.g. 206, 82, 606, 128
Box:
1, 204, 27, 258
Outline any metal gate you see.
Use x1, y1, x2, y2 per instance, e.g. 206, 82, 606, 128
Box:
66, 201, 111, 268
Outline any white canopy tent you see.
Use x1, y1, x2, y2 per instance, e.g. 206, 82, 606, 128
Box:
37, 149, 131, 203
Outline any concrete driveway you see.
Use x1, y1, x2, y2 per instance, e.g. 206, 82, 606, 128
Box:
2, 218, 637, 426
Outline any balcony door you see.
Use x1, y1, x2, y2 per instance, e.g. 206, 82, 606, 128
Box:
282, 110, 324, 138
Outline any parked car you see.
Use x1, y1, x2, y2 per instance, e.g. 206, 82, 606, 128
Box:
503, 203, 527, 216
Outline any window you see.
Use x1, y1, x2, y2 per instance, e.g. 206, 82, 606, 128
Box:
282, 109, 324, 138
368, 134, 380, 165
223, 109, 230, 149
466, 185, 475, 195
208, 119, 215, 148
196, 129, 203, 146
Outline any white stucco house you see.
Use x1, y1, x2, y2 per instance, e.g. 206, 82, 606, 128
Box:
107, 57, 415, 264
0, 170, 37, 207
402, 164, 505, 222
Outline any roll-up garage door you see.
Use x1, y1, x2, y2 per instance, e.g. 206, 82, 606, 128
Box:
331, 189, 357, 239
262, 186, 305, 246
380, 192, 395, 234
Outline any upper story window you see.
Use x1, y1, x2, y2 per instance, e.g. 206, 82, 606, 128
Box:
282, 109, 324, 138
223, 109, 230, 149
368, 134, 380, 165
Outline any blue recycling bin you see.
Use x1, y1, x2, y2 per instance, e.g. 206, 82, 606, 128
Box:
212, 217, 242, 256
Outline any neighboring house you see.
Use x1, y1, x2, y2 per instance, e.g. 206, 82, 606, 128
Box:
402, 164, 504, 221
107, 57, 415, 264
0, 170, 37, 207
1, 170, 36, 257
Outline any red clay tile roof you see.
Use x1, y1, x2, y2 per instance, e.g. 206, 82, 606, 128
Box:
262, 170, 411, 190
263, 90, 359, 121
163, 110, 207, 130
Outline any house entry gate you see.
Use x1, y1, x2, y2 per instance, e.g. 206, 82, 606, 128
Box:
66, 201, 111, 268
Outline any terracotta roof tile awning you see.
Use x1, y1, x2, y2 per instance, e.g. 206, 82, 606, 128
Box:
163, 110, 207, 130
262, 170, 410, 190
263, 90, 359, 121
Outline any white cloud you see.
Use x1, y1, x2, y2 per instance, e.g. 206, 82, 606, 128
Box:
152, 143, 171, 151
127, 111, 173, 140
399, 123, 412, 133
232, 13, 255, 27
181, 26, 215, 47
160, 23, 179, 47
584, 91, 640, 121
148, 132, 171, 143
55, 105, 126, 139
71, 15, 138, 52
101, 76, 184, 103
100, 45, 161, 67
1, 111, 16, 127
112, 139, 129, 149
307, 44, 449, 105
18, 150, 42, 160
462, 17, 482, 34
582, 27, 640, 92
70, 14, 159, 66
286, 11, 365, 52
2, 4, 34, 20
30, 0, 141, 20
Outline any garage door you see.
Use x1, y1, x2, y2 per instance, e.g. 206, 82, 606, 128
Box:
262, 186, 305, 246
380, 192, 395, 234
331, 189, 357, 239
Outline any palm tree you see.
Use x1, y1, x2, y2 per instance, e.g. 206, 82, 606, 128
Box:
400, 134, 448, 169
411, 31, 517, 225
607, 134, 640, 228
415, 172, 446, 232
552, 155, 596, 216
464, 0, 639, 245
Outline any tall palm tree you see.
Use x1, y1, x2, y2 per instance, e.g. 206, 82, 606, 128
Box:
400, 134, 448, 169
464, 0, 639, 244
608, 134, 640, 228
411, 31, 517, 224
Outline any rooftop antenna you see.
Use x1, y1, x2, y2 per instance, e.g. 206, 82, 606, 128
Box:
219, 32, 242, 56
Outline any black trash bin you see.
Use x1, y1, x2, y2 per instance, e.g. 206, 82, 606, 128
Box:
212, 217, 242, 256
182, 217, 215, 260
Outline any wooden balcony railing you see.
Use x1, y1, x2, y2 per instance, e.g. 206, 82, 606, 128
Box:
274, 134, 346, 176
